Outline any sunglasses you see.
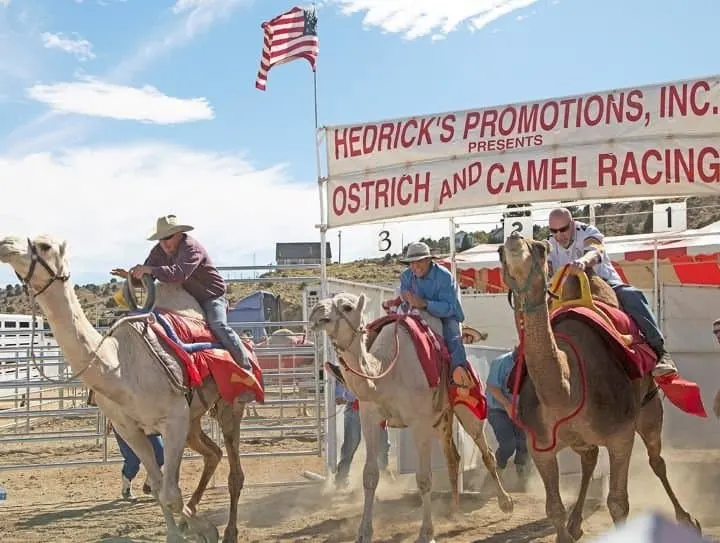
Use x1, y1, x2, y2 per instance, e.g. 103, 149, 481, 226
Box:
549, 223, 571, 234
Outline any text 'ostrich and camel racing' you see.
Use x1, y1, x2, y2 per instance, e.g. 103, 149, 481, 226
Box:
324, 75, 720, 227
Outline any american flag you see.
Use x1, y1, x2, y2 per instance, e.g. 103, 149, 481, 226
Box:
255, 6, 319, 91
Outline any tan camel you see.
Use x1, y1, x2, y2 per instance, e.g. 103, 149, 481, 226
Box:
498, 231, 700, 543
309, 292, 513, 543
0, 234, 253, 543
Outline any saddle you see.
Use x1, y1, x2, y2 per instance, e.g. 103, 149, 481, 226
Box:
125, 307, 265, 405
510, 267, 706, 418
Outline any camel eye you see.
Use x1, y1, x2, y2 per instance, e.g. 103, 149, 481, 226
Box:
36, 242, 52, 252
341, 304, 353, 312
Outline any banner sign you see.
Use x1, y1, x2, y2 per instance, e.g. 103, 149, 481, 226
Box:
324, 76, 720, 227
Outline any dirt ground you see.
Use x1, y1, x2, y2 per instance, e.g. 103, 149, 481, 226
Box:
1, 412, 720, 543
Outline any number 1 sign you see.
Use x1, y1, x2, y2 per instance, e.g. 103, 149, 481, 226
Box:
652, 201, 687, 233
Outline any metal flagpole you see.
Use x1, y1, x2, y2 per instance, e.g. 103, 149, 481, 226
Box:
307, 1, 336, 478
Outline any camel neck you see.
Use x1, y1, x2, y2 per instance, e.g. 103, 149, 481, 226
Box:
520, 306, 571, 408
338, 336, 380, 400
35, 281, 114, 384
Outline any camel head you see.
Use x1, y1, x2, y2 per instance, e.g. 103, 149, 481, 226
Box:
498, 231, 550, 313
0, 235, 70, 296
308, 292, 367, 349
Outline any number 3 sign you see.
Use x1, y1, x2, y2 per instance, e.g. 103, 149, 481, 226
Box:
378, 230, 392, 252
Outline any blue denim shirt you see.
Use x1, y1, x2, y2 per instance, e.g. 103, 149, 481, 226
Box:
335, 380, 356, 403
399, 262, 465, 321
486, 350, 516, 411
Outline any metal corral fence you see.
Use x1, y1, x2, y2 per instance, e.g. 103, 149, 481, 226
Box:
0, 267, 328, 488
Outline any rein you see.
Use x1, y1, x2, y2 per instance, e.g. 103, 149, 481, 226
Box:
329, 302, 401, 381
17, 240, 156, 385
503, 249, 589, 453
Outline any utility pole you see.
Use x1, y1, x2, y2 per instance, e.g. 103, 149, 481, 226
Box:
337, 230, 342, 263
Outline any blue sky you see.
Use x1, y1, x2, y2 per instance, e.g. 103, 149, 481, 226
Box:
0, 0, 718, 287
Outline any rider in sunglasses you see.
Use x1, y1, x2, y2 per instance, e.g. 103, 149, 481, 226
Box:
546, 207, 677, 378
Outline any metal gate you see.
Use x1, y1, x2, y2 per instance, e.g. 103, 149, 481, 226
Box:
0, 266, 327, 489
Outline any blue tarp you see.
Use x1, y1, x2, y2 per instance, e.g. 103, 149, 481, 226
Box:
227, 290, 280, 342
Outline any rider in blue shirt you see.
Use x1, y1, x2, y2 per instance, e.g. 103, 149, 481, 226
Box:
399, 241, 473, 388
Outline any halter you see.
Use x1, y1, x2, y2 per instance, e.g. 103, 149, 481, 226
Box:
326, 298, 400, 381
15, 238, 70, 296
502, 240, 551, 313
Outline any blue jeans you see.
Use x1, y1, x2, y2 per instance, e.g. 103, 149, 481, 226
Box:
201, 295, 250, 369
336, 405, 390, 484
487, 408, 528, 468
114, 429, 165, 481
609, 283, 665, 352
442, 318, 467, 369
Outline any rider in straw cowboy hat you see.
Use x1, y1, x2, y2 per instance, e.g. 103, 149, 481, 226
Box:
111, 214, 251, 371
399, 241, 473, 388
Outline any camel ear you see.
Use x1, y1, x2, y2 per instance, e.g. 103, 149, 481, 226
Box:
59, 241, 67, 258
356, 293, 367, 314
497, 246, 505, 264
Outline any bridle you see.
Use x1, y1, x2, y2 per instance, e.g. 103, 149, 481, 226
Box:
502, 240, 555, 314
15, 238, 70, 297
325, 298, 400, 381
15, 239, 154, 385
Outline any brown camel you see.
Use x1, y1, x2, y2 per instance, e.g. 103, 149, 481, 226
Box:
498, 231, 700, 543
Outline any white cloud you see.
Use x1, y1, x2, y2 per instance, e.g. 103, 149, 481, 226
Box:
25, 78, 214, 124
329, 0, 540, 39
41, 32, 95, 61
0, 143, 316, 286
0, 0, 10, 7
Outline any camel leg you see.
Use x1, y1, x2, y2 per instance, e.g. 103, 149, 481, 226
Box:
434, 410, 460, 512
184, 418, 223, 516
566, 445, 599, 540
113, 421, 184, 543
356, 402, 381, 543
636, 393, 701, 532
160, 408, 191, 516
413, 425, 436, 543
533, 451, 573, 543
216, 399, 246, 543
605, 432, 634, 526
453, 405, 513, 513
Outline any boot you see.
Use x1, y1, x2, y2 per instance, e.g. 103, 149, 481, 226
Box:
121, 475, 134, 500
651, 349, 678, 378
451, 365, 473, 389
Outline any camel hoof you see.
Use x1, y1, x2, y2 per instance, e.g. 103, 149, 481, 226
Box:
498, 493, 514, 514
567, 523, 583, 541
183, 514, 219, 543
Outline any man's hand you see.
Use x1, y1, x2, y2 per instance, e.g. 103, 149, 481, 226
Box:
129, 265, 152, 280
110, 268, 129, 279
401, 290, 426, 309
335, 398, 346, 406
569, 258, 587, 275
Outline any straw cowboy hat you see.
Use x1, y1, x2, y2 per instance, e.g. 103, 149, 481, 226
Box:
399, 241, 445, 264
147, 214, 194, 241
461, 326, 488, 344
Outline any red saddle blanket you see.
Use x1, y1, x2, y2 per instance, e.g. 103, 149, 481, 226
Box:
510, 302, 705, 418
367, 313, 487, 421
148, 309, 265, 405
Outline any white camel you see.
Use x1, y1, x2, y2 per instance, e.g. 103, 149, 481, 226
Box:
0, 234, 254, 543
309, 292, 513, 543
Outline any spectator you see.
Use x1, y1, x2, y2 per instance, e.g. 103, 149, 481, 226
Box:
110, 424, 165, 500
485, 348, 529, 479
334, 380, 393, 487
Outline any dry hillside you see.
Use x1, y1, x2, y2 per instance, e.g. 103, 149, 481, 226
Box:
2, 196, 720, 326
